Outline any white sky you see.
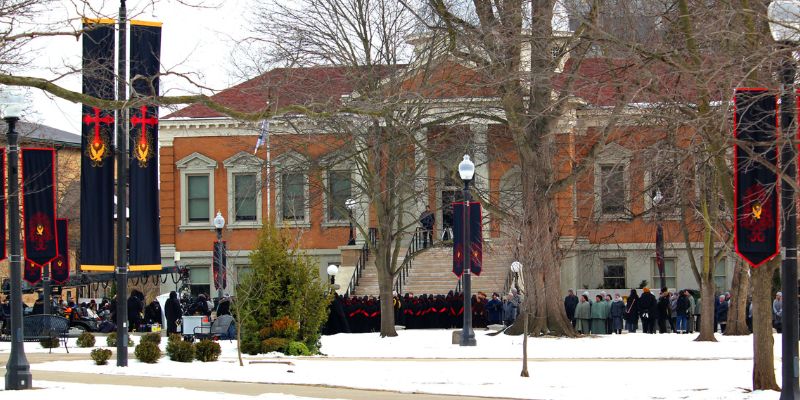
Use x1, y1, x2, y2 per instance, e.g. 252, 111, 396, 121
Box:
20, 0, 250, 135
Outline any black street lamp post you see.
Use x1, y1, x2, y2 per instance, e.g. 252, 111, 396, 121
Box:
346, 198, 356, 245
214, 211, 225, 302
769, 2, 800, 397
115, 0, 129, 368
4, 93, 31, 390
458, 155, 476, 346
653, 189, 666, 290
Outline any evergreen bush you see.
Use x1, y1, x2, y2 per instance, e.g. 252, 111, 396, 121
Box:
76, 332, 96, 348
167, 339, 195, 362
286, 341, 310, 356
39, 336, 59, 349
90, 348, 112, 365
134, 342, 161, 364
140, 332, 162, 346
106, 332, 134, 347
194, 339, 221, 362
237, 224, 331, 355
260, 337, 290, 354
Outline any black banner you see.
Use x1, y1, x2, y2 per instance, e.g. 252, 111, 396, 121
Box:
51, 219, 69, 284
22, 148, 58, 267
24, 260, 41, 285
452, 202, 482, 277
128, 21, 162, 271
213, 241, 227, 290
734, 88, 779, 268
80, 19, 115, 271
0, 148, 6, 262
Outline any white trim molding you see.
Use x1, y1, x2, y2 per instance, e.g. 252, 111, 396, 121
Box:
224, 151, 264, 229
176, 152, 217, 230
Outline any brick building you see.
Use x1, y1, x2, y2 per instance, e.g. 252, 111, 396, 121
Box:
158, 59, 733, 298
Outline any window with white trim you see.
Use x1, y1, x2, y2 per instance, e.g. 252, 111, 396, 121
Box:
652, 258, 677, 289
714, 258, 727, 291
600, 165, 625, 214
187, 175, 210, 222
282, 172, 306, 221
602, 259, 626, 289
326, 170, 351, 222
177, 152, 217, 229
274, 151, 310, 227
224, 151, 263, 227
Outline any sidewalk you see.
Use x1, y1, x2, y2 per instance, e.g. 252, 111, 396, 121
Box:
30, 370, 500, 400
1, 354, 505, 400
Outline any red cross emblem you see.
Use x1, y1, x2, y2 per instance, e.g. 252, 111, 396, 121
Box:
130, 105, 158, 167
82, 107, 114, 166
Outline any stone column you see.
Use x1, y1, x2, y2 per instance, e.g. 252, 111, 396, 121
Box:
470, 123, 491, 240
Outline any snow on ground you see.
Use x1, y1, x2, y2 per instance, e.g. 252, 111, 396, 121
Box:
0, 381, 327, 400
0, 330, 791, 399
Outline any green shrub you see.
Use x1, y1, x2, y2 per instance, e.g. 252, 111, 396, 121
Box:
106, 332, 134, 347
134, 342, 161, 364
286, 341, 310, 356
166, 339, 194, 362
90, 348, 112, 365
168, 333, 182, 344
140, 332, 162, 346
260, 337, 290, 354
270, 317, 299, 340
76, 332, 96, 348
194, 339, 221, 362
39, 336, 60, 349
238, 224, 330, 355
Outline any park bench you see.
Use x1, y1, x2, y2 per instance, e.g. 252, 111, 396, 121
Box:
0, 314, 70, 353
194, 314, 235, 341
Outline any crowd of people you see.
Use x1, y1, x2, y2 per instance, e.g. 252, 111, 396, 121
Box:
0, 289, 234, 337
324, 289, 523, 334
564, 288, 747, 335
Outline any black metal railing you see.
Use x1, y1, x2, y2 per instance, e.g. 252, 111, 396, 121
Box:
393, 227, 434, 295
345, 228, 378, 297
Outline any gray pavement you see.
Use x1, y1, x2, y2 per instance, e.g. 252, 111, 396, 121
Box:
1, 353, 515, 399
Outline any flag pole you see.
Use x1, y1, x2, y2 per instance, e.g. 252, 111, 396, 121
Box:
115, 0, 129, 367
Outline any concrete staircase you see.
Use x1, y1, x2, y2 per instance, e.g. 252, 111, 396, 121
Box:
352, 242, 513, 297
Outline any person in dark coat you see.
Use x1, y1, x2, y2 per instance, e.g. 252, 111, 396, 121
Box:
486, 293, 503, 325
323, 293, 351, 335
716, 295, 729, 333
564, 289, 579, 327
656, 289, 671, 334
164, 291, 182, 335
638, 287, 657, 334
676, 289, 691, 333
127, 290, 144, 332
216, 295, 231, 316
624, 289, 639, 333
610, 293, 625, 334
190, 294, 210, 317
144, 300, 163, 325
31, 293, 44, 315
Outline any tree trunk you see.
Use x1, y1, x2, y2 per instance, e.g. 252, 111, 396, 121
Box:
695, 279, 717, 342
521, 311, 529, 377
377, 267, 397, 337
507, 152, 576, 337
695, 201, 717, 342
725, 260, 751, 336
752, 258, 780, 391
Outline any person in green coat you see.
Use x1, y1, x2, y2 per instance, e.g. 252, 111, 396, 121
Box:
591, 294, 607, 334
575, 294, 592, 334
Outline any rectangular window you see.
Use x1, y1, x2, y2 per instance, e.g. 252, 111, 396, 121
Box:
714, 258, 727, 291
234, 174, 257, 221
600, 165, 625, 214
282, 173, 305, 221
189, 267, 210, 298
187, 175, 210, 222
328, 170, 351, 221
602, 259, 626, 289
652, 258, 677, 289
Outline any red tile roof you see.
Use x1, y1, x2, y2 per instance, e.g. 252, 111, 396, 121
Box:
166, 65, 400, 119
